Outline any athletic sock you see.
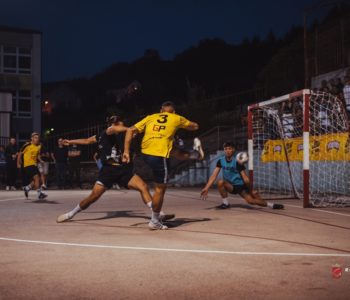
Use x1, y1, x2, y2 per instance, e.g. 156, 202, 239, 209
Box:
67, 204, 82, 219
151, 211, 160, 223
222, 198, 229, 205
25, 185, 32, 191
147, 201, 152, 209
37, 188, 42, 196
267, 202, 274, 209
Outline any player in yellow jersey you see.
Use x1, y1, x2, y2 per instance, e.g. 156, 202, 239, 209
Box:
123, 101, 203, 230
17, 133, 48, 200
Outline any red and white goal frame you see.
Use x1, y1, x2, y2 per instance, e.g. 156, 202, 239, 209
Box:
247, 89, 350, 208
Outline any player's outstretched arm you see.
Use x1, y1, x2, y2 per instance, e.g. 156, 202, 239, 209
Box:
200, 167, 221, 200
106, 125, 128, 135
184, 121, 199, 131
123, 126, 139, 163
17, 152, 22, 168
63, 136, 97, 146
240, 171, 251, 190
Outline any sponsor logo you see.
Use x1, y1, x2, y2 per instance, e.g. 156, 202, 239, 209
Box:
297, 144, 304, 153
332, 264, 342, 279
311, 140, 321, 154
327, 140, 340, 152
153, 125, 166, 132
273, 145, 282, 154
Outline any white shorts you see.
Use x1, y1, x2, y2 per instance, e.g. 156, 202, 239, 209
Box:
38, 162, 49, 175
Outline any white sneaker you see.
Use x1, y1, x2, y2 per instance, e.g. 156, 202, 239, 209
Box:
56, 213, 72, 223
193, 137, 205, 160
41, 184, 47, 190
148, 220, 168, 230
6, 186, 10, 191
10, 186, 16, 191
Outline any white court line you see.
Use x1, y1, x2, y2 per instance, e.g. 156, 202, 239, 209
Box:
0, 197, 26, 202
284, 204, 350, 217
0, 237, 349, 257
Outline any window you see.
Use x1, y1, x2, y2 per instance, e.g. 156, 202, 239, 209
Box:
0, 45, 32, 74
12, 90, 32, 118
18, 132, 32, 146
3, 54, 16, 73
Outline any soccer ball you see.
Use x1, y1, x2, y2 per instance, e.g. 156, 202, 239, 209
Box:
236, 152, 249, 164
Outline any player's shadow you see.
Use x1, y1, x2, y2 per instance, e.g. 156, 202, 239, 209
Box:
165, 217, 212, 228
73, 210, 149, 222
27, 200, 60, 204
205, 204, 260, 210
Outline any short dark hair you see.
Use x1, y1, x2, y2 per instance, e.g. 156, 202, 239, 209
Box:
106, 115, 121, 126
223, 141, 235, 148
161, 101, 175, 109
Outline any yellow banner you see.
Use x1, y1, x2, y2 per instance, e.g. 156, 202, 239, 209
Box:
261, 133, 350, 162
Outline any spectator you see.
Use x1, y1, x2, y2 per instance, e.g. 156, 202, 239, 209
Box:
5, 137, 18, 190
0, 146, 6, 188
68, 143, 82, 188
51, 138, 68, 189
174, 135, 185, 150
38, 144, 51, 189
343, 76, 350, 118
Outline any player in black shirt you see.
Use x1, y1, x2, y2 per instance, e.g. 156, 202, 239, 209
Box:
56, 116, 174, 227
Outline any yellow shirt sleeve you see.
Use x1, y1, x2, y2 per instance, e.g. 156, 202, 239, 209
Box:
134, 116, 150, 133
178, 116, 191, 129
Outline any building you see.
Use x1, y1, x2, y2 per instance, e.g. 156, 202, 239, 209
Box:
0, 26, 42, 145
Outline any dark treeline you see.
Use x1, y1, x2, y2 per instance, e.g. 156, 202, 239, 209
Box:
43, 3, 350, 133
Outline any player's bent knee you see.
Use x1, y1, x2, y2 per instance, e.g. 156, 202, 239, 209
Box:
217, 179, 224, 187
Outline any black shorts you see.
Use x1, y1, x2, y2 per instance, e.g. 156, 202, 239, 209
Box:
141, 154, 170, 184
96, 164, 133, 189
23, 165, 40, 185
229, 184, 249, 195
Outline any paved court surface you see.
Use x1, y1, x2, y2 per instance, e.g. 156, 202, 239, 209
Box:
0, 188, 349, 300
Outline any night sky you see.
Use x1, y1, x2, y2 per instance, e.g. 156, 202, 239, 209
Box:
1, 0, 316, 82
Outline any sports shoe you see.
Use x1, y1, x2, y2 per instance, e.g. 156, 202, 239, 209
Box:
23, 187, 29, 199
216, 203, 230, 209
159, 213, 175, 222
41, 184, 47, 190
38, 192, 48, 200
272, 203, 284, 209
10, 186, 16, 191
6, 186, 10, 191
56, 213, 72, 223
148, 220, 168, 230
193, 137, 205, 160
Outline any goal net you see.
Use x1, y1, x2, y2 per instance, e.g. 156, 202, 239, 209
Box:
248, 89, 350, 207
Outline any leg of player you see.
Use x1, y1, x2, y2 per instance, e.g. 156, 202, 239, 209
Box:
23, 180, 33, 199
239, 190, 284, 209
56, 183, 106, 223
33, 174, 48, 200
216, 179, 231, 209
149, 183, 168, 230
127, 174, 175, 223
127, 174, 153, 206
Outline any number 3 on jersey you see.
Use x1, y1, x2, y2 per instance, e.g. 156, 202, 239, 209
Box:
157, 114, 168, 124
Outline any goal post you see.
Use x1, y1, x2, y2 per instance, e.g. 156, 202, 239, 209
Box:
248, 89, 350, 208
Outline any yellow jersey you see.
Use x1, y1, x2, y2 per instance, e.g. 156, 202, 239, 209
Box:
21, 143, 41, 168
134, 112, 190, 158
